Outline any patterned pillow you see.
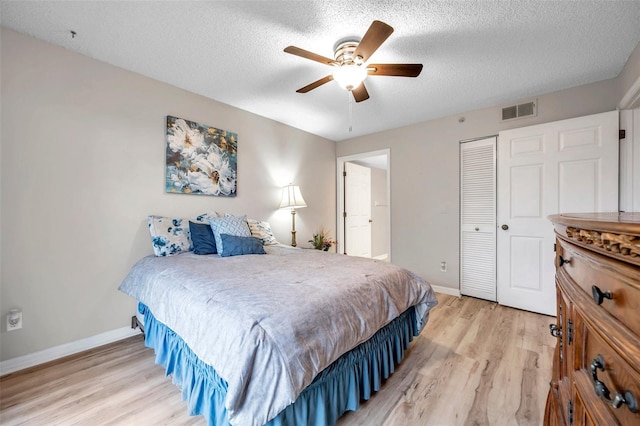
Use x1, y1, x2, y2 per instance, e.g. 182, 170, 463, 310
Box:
147, 211, 222, 256
247, 219, 279, 245
208, 215, 252, 256
147, 216, 191, 256
195, 211, 222, 223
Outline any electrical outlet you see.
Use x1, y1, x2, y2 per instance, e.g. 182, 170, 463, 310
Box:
7, 310, 22, 331
440, 261, 447, 272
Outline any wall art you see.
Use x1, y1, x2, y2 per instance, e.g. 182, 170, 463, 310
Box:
165, 115, 237, 196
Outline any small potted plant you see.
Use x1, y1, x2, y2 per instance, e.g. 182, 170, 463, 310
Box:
309, 227, 336, 251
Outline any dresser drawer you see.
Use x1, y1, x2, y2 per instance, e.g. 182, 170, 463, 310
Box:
557, 238, 640, 337
574, 308, 640, 425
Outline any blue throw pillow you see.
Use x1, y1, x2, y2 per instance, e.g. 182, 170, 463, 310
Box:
189, 221, 217, 255
219, 234, 266, 257
208, 215, 252, 256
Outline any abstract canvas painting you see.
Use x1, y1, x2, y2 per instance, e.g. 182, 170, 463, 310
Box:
165, 115, 237, 196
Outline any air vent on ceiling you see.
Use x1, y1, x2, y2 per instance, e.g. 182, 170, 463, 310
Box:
502, 100, 537, 121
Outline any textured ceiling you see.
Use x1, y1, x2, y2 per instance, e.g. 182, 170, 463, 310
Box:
2, 1, 640, 141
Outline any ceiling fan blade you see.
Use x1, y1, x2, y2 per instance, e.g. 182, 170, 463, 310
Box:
284, 46, 337, 66
353, 20, 394, 63
368, 63, 423, 77
352, 83, 370, 103
296, 75, 334, 93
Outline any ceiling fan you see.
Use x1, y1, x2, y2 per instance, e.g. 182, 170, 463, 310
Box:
284, 20, 423, 102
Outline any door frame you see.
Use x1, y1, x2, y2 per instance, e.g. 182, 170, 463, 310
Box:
336, 149, 391, 259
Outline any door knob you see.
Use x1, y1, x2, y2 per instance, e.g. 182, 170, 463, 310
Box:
501, 224, 509, 230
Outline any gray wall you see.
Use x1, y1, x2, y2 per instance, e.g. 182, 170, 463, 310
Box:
619, 39, 640, 106
0, 28, 336, 361
336, 78, 621, 291
370, 167, 388, 258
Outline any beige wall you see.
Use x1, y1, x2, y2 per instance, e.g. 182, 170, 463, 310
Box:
619, 41, 640, 107
370, 167, 388, 258
337, 78, 620, 291
0, 28, 336, 361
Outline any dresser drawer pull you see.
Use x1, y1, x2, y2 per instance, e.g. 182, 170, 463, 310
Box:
549, 324, 562, 338
590, 354, 639, 413
591, 285, 613, 306
558, 255, 571, 267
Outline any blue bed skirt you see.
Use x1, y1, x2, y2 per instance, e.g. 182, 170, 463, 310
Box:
140, 303, 419, 426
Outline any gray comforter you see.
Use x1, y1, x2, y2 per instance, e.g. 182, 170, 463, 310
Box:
118, 245, 438, 425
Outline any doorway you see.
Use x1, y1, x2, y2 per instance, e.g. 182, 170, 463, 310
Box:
337, 149, 390, 260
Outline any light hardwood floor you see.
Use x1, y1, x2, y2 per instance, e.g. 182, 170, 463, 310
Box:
0, 294, 556, 425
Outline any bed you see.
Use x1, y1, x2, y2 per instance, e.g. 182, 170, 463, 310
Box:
119, 218, 438, 426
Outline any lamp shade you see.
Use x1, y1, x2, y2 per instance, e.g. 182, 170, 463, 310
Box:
279, 184, 307, 209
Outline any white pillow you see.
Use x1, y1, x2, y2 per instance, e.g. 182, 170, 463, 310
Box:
247, 219, 279, 245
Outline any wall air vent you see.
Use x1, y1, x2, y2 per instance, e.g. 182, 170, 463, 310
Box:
502, 100, 537, 121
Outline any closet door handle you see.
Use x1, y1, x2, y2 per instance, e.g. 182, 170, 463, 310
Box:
501, 224, 509, 230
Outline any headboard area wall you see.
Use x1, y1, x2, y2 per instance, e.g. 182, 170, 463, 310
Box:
0, 28, 336, 363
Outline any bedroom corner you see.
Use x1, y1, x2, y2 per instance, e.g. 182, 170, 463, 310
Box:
0, 28, 336, 371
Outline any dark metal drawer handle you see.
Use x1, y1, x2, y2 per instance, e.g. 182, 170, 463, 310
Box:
558, 255, 570, 266
590, 354, 639, 413
591, 285, 613, 305
549, 323, 562, 338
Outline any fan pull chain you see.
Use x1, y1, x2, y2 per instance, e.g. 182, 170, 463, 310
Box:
348, 91, 353, 133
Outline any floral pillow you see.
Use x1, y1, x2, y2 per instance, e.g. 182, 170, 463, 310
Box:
208, 215, 252, 256
147, 211, 222, 256
195, 211, 222, 223
247, 219, 279, 245
147, 216, 191, 256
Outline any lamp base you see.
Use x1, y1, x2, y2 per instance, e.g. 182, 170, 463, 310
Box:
291, 209, 297, 247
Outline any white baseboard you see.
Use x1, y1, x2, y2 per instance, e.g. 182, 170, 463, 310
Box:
431, 285, 461, 297
0, 326, 141, 376
372, 253, 388, 260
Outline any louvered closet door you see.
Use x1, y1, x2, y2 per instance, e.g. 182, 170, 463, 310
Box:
460, 137, 497, 301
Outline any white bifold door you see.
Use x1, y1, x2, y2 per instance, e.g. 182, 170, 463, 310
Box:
460, 137, 497, 301
497, 111, 619, 316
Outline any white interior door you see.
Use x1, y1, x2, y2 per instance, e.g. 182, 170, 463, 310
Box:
460, 137, 497, 301
497, 111, 619, 316
345, 162, 372, 257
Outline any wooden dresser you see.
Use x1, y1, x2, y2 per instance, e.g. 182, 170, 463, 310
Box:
545, 213, 640, 425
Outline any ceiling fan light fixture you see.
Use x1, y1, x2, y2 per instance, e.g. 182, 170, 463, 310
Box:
332, 65, 368, 91
285, 20, 421, 101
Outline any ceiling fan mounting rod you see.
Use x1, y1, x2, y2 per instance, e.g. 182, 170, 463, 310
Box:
334, 41, 364, 66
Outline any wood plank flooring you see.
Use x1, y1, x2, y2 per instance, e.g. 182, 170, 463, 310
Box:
0, 294, 556, 425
